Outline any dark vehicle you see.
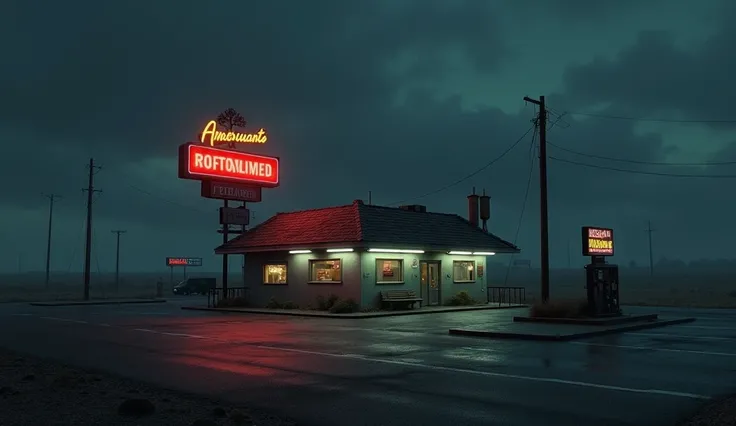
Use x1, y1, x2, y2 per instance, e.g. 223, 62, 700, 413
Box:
173, 278, 216, 295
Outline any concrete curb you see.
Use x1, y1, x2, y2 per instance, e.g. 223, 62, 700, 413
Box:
29, 299, 167, 307
448, 317, 697, 341
181, 304, 528, 319
513, 313, 659, 326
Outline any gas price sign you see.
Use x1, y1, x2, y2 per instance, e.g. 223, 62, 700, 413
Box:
581, 227, 614, 256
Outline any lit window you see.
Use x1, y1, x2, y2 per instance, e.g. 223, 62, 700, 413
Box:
376, 259, 403, 283
453, 260, 475, 282
309, 259, 342, 282
263, 263, 288, 284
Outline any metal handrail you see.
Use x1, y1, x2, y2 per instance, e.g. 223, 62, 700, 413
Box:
487, 286, 526, 306
207, 287, 248, 308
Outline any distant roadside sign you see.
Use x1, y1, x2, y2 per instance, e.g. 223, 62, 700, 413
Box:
166, 257, 203, 267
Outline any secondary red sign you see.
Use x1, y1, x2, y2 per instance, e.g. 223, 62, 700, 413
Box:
178, 143, 280, 187
581, 226, 614, 256
201, 181, 262, 202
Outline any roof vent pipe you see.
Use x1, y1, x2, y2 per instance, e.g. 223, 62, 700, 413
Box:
480, 189, 491, 232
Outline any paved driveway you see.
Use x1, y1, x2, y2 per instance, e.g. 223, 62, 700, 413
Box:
0, 298, 733, 426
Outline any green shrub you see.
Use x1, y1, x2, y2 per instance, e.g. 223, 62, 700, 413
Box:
265, 298, 282, 309
529, 299, 589, 318
329, 298, 359, 314
446, 291, 476, 306
281, 301, 299, 309
316, 294, 340, 311
216, 297, 248, 308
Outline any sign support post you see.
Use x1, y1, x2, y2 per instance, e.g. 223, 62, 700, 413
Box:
222, 200, 229, 296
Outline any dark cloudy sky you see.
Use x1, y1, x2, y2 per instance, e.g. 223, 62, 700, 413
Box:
3, 0, 736, 273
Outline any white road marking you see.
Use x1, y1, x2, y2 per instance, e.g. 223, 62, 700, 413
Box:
678, 325, 736, 331
630, 332, 734, 341
571, 342, 736, 357
252, 344, 709, 400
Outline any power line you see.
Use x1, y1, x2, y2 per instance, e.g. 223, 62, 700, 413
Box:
563, 111, 736, 124
548, 156, 736, 178
548, 141, 736, 166
387, 124, 536, 206
504, 128, 537, 286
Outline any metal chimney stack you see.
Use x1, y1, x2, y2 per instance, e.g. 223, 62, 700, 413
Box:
467, 187, 480, 228
479, 189, 490, 232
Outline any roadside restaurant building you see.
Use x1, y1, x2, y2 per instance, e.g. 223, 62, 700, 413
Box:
215, 199, 520, 309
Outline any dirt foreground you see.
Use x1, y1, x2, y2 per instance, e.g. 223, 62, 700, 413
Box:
677, 394, 736, 426
0, 349, 295, 426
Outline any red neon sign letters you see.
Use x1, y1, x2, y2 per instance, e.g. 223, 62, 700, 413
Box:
178, 144, 280, 187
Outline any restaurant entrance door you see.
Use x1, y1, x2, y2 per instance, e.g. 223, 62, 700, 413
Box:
420, 261, 441, 306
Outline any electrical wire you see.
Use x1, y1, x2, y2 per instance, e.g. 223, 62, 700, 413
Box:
548, 156, 736, 178
387, 124, 536, 206
126, 183, 210, 213
547, 141, 736, 166
504, 128, 537, 286
563, 111, 736, 124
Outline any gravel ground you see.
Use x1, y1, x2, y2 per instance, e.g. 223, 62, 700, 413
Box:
0, 349, 295, 426
677, 395, 736, 426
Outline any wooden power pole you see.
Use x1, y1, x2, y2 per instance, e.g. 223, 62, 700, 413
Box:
82, 158, 102, 300
646, 221, 655, 277
44, 194, 61, 289
111, 230, 126, 292
523, 95, 550, 303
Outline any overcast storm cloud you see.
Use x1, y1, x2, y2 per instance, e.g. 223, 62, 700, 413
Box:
1, 0, 735, 272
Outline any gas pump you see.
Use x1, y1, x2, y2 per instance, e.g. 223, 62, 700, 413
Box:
584, 256, 620, 316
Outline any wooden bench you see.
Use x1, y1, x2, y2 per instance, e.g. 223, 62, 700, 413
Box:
380, 290, 423, 310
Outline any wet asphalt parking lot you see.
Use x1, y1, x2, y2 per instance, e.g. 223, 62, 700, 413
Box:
0, 297, 734, 426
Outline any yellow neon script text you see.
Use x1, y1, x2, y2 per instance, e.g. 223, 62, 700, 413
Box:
200, 120, 268, 146
588, 239, 613, 251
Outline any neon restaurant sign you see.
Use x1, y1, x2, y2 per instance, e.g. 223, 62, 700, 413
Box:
200, 120, 268, 146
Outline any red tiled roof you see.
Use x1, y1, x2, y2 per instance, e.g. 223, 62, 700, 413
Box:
216, 200, 520, 254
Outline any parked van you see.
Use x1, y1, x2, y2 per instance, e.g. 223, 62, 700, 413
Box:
173, 277, 216, 295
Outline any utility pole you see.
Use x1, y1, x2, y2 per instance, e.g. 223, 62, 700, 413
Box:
111, 230, 126, 292
646, 221, 655, 277
44, 194, 61, 289
82, 158, 102, 300
523, 95, 550, 303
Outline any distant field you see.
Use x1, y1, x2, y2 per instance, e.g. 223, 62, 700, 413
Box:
0, 272, 246, 302
492, 267, 736, 309
1, 268, 735, 308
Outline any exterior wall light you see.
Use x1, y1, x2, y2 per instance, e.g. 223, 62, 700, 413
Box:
368, 248, 424, 254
